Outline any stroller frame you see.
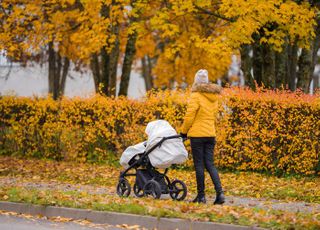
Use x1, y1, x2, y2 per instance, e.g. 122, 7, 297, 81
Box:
116, 135, 188, 200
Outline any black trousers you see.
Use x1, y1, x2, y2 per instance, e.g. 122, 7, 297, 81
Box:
190, 137, 223, 196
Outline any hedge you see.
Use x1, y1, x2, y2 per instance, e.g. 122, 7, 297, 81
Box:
0, 88, 319, 175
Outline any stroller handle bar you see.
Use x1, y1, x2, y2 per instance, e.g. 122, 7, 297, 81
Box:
162, 134, 184, 140
144, 134, 185, 156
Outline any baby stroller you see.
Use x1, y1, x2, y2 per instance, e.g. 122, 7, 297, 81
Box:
116, 120, 188, 201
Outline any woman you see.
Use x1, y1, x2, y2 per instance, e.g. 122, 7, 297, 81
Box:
180, 69, 225, 204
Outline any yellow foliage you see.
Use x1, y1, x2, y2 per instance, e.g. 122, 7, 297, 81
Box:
0, 0, 119, 62
1, 0, 315, 87
139, 0, 316, 85
0, 88, 319, 175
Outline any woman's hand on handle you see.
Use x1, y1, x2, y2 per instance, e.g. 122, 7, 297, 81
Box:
180, 133, 188, 141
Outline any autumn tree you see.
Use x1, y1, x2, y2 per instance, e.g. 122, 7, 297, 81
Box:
141, 0, 234, 88
230, 0, 318, 92
90, 0, 152, 97
296, 1, 320, 93
0, 0, 108, 99
128, 0, 315, 92
0, 0, 317, 96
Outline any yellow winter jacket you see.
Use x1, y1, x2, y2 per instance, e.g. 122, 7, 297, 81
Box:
181, 83, 222, 137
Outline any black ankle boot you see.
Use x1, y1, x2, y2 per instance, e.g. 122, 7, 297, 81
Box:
214, 191, 225, 205
192, 194, 206, 204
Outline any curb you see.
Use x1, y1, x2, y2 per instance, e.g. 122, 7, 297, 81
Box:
0, 201, 264, 230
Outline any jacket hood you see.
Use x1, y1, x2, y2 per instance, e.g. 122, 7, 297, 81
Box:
191, 83, 222, 94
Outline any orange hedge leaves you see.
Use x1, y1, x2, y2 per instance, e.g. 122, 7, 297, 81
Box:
0, 88, 319, 175
217, 88, 320, 175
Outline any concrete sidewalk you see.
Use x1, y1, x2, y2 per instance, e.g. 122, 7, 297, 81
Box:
0, 201, 264, 230
0, 213, 123, 230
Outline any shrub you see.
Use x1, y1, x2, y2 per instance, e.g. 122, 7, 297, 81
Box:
0, 88, 319, 175
216, 88, 320, 175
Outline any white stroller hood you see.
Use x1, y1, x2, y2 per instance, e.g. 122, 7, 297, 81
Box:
120, 141, 146, 169
120, 120, 188, 169
145, 120, 188, 168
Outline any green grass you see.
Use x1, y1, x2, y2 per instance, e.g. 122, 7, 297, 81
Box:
93, 202, 148, 215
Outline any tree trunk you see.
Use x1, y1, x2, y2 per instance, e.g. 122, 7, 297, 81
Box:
314, 75, 320, 91
240, 44, 254, 89
262, 44, 275, 88
219, 72, 229, 87
142, 55, 153, 91
99, 4, 111, 96
119, 31, 138, 96
59, 57, 70, 96
100, 48, 110, 95
147, 56, 154, 88
98, 3, 120, 97
48, 42, 69, 99
252, 42, 263, 87
297, 48, 312, 93
287, 42, 298, 91
108, 29, 120, 97
297, 30, 320, 94
275, 43, 288, 89
310, 21, 320, 94
312, 66, 319, 94
90, 54, 101, 92
48, 42, 56, 98
93, 44, 119, 97
54, 52, 62, 99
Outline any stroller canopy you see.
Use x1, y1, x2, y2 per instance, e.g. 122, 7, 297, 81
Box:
120, 120, 188, 169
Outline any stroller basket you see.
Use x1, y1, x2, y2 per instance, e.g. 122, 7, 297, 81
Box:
136, 169, 167, 193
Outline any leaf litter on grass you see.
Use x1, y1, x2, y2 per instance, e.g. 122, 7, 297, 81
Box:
1, 185, 320, 229
1, 156, 320, 229
1, 156, 319, 204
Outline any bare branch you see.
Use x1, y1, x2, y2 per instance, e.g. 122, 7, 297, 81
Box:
193, 4, 235, 22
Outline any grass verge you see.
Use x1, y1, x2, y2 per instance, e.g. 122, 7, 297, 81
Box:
0, 186, 319, 230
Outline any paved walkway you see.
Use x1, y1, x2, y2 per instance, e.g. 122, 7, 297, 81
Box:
1, 177, 319, 214
0, 212, 125, 230
0, 203, 261, 230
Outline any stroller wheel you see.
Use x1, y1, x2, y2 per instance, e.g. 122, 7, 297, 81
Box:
169, 179, 187, 201
133, 183, 144, 198
143, 180, 161, 199
116, 178, 131, 197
